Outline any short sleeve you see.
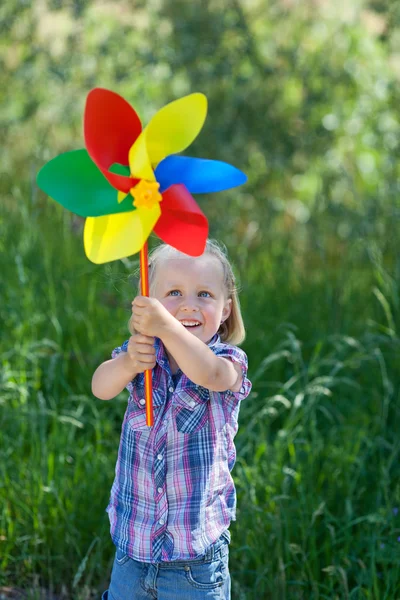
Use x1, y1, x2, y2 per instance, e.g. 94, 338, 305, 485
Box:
111, 339, 129, 359
111, 340, 135, 393
212, 343, 252, 401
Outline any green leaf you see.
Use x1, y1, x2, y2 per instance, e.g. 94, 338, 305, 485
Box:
36, 149, 135, 217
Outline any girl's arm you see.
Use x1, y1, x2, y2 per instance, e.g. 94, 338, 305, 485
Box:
92, 334, 156, 400
131, 297, 243, 392
161, 319, 243, 392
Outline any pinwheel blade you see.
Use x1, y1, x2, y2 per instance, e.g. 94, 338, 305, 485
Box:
84, 88, 142, 192
128, 130, 156, 182
146, 93, 207, 165
84, 204, 161, 264
155, 155, 248, 194
129, 93, 207, 179
37, 150, 135, 217
153, 184, 208, 256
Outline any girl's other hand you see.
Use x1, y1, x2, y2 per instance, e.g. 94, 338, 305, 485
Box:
127, 334, 156, 373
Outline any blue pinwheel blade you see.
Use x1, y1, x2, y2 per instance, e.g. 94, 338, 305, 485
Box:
155, 155, 247, 194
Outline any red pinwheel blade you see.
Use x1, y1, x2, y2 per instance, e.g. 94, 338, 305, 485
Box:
154, 184, 208, 256
84, 88, 142, 192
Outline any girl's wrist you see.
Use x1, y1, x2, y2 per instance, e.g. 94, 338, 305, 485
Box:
158, 316, 182, 343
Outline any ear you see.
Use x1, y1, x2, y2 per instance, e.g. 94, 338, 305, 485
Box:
221, 298, 232, 323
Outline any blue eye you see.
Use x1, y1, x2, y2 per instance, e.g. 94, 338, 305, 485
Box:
198, 291, 211, 298
168, 290, 181, 296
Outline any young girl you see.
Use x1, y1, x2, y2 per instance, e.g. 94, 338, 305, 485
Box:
92, 239, 252, 600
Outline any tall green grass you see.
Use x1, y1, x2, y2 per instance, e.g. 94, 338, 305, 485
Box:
1, 185, 399, 599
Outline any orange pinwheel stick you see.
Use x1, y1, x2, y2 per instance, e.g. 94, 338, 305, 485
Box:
139, 242, 154, 427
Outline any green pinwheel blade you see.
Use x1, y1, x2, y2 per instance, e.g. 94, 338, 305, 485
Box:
37, 149, 135, 217
109, 163, 130, 176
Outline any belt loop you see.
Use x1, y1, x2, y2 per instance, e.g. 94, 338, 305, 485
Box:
204, 539, 215, 561
205, 531, 228, 561
209, 540, 215, 560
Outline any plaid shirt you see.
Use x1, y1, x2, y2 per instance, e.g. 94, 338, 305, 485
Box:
106, 334, 251, 563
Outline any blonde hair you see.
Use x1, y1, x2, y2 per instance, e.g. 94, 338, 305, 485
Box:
129, 239, 246, 345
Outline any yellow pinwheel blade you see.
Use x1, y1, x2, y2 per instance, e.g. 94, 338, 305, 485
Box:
128, 131, 156, 181
84, 205, 161, 264
146, 93, 207, 164
129, 93, 207, 178
117, 190, 128, 204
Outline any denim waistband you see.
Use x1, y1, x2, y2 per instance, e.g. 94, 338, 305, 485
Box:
157, 529, 231, 568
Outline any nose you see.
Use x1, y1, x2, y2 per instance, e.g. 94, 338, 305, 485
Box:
181, 295, 199, 312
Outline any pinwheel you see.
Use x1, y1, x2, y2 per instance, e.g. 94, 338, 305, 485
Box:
37, 88, 247, 425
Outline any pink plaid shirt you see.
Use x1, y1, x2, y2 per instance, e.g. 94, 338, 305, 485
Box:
106, 334, 251, 562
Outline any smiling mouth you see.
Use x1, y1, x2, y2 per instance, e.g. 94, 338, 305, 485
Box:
180, 320, 202, 328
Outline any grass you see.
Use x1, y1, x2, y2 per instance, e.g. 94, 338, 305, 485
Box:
1, 187, 400, 599
232, 326, 400, 599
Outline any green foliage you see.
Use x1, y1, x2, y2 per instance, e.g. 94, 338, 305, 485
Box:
1, 0, 400, 598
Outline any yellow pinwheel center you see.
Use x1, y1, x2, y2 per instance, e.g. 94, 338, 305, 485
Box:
131, 180, 162, 209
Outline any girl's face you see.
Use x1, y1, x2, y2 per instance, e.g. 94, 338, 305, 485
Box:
153, 254, 232, 344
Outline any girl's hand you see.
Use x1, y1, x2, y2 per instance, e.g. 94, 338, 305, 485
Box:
131, 296, 174, 337
127, 333, 156, 373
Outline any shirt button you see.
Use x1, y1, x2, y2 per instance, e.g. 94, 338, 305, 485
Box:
189, 400, 196, 408
159, 518, 165, 525
157, 487, 163, 493
157, 454, 163, 460
139, 398, 145, 405
168, 386, 174, 393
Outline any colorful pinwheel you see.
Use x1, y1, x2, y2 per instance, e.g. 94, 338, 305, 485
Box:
37, 88, 247, 425
37, 88, 246, 263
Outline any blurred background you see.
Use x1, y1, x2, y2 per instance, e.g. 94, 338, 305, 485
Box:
1, 0, 400, 598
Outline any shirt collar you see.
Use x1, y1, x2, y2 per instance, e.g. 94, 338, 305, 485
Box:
207, 333, 220, 347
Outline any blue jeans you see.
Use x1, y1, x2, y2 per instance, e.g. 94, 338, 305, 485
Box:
102, 531, 231, 600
